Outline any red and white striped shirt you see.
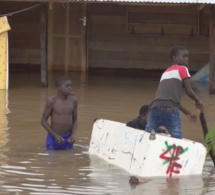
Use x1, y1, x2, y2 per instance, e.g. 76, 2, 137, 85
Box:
151, 65, 190, 108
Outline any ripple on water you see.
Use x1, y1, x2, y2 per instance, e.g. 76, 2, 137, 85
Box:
1, 74, 215, 195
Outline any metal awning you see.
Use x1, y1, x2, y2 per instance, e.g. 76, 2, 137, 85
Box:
6, 0, 215, 4
71, 0, 215, 3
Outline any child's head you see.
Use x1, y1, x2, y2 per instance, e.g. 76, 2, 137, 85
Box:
139, 105, 149, 124
55, 76, 72, 96
55, 76, 71, 87
170, 45, 189, 66
139, 105, 149, 117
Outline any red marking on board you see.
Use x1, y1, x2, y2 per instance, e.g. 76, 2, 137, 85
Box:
160, 144, 184, 178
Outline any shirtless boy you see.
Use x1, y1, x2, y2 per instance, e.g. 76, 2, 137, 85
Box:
41, 76, 78, 150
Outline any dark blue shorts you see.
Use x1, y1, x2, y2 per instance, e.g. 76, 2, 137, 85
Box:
145, 107, 182, 139
46, 133, 74, 150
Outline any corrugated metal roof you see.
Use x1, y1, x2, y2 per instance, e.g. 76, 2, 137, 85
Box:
6, 0, 215, 4
62, 0, 215, 3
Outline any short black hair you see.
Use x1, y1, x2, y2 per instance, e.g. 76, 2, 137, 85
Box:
170, 45, 187, 60
139, 105, 149, 116
55, 76, 71, 87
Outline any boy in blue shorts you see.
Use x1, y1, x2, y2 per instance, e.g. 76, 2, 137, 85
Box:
41, 76, 78, 150
145, 45, 204, 139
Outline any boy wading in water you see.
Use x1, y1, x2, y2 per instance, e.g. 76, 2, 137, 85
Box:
41, 76, 78, 150
145, 45, 204, 139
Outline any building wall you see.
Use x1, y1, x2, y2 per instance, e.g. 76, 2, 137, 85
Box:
88, 4, 210, 71
0, 1, 41, 70
0, 2, 210, 72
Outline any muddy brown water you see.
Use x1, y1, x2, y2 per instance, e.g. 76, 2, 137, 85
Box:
0, 71, 215, 195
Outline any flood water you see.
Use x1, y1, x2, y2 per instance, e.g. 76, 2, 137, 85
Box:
0, 71, 215, 195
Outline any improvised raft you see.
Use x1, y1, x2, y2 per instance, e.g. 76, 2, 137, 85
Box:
89, 119, 207, 178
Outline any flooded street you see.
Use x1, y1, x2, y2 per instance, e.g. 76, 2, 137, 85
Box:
0, 71, 215, 194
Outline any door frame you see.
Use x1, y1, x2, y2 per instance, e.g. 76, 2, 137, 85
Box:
48, 2, 88, 72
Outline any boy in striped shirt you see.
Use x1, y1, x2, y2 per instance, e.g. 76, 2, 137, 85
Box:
145, 45, 204, 139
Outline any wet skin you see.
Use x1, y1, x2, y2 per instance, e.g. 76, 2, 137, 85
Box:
41, 80, 78, 144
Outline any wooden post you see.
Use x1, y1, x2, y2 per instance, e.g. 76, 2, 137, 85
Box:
48, 3, 53, 71
65, 4, 70, 73
40, 3, 48, 87
81, 3, 87, 72
209, 5, 215, 94
86, 3, 89, 73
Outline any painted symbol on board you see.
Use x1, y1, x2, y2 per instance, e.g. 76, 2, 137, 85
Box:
160, 141, 188, 178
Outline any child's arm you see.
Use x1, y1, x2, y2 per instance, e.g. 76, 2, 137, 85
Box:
183, 78, 204, 112
41, 98, 64, 143
68, 97, 78, 143
179, 104, 197, 124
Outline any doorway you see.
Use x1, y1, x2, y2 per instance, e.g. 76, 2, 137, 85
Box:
48, 3, 87, 72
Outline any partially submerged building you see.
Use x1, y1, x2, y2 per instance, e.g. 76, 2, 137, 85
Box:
1, 0, 215, 92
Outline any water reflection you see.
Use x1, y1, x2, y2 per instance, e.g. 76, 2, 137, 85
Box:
0, 72, 214, 194
89, 154, 206, 195
1, 148, 123, 194
0, 90, 9, 165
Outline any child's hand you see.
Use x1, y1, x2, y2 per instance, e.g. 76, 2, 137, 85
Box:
129, 176, 139, 185
187, 113, 197, 124
68, 136, 75, 144
54, 135, 64, 144
195, 101, 204, 112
